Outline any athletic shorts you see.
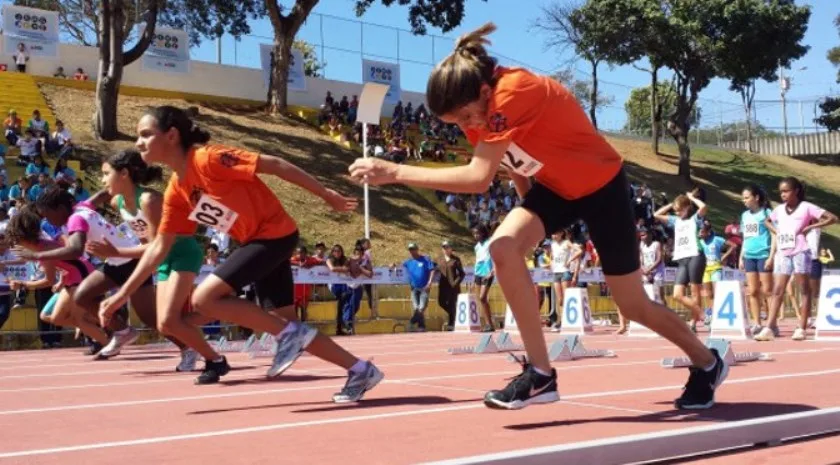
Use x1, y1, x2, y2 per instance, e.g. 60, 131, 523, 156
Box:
675, 255, 706, 286
212, 230, 299, 310
102, 259, 154, 288
474, 276, 494, 287
774, 250, 812, 276
157, 236, 204, 282
810, 259, 824, 280
521, 167, 638, 276
553, 271, 573, 283
743, 257, 769, 274
40, 292, 60, 317
703, 265, 723, 284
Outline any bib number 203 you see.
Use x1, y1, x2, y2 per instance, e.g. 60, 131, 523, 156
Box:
188, 195, 239, 233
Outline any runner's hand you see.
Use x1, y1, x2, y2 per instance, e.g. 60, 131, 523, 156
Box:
99, 293, 128, 327
87, 239, 118, 258
324, 189, 358, 213
348, 158, 399, 186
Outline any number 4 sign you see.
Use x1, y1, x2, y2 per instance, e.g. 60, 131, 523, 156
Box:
561, 288, 593, 335
710, 280, 749, 340
816, 276, 840, 341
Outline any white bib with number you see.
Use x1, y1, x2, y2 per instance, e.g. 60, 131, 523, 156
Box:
673, 217, 699, 261
778, 227, 796, 251
742, 221, 759, 239
188, 195, 239, 234
500, 143, 544, 177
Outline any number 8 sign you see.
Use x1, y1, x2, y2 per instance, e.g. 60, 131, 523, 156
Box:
816, 276, 840, 341
454, 294, 481, 332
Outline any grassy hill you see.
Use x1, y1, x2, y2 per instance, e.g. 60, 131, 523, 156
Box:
38, 83, 840, 261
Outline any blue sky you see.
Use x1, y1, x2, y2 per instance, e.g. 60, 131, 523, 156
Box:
4, 0, 838, 132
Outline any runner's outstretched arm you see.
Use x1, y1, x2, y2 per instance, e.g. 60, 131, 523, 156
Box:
348, 139, 509, 193
256, 155, 357, 211
15, 232, 85, 262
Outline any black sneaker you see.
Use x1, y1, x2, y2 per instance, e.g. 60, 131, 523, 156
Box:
85, 341, 103, 356
674, 348, 729, 410
195, 357, 231, 385
483, 357, 560, 410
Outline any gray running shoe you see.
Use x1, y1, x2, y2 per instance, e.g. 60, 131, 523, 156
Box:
333, 361, 384, 403
266, 322, 317, 378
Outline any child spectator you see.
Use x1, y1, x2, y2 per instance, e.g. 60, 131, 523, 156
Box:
26, 155, 50, 177
47, 120, 73, 158
73, 68, 88, 80
14, 43, 28, 73
28, 110, 49, 141
53, 67, 67, 78
69, 179, 90, 202
15, 130, 41, 165
4, 110, 22, 146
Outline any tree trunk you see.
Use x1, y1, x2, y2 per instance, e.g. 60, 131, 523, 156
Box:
95, 74, 121, 139
589, 61, 598, 129
668, 77, 698, 181
650, 67, 659, 154
269, 33, 293, 114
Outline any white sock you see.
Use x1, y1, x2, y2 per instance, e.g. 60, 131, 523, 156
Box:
703, 359, 717, 372
276, 321, 299, 338
349, 359, 368, 373
212, 357, 224, 363
533, 366, 552, 377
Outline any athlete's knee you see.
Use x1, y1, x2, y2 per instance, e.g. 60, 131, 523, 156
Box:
745, 285, 760, 299
770, 283, 787, 298
190, 288, 218, 317
488, 235, 523, 267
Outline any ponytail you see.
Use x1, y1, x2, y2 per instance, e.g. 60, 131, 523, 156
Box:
426, 22, 498, 117
107, 150, 164, 186
145, 105, 211, 152
780, 176, 806, 202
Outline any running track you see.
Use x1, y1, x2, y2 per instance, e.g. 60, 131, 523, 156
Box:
0, 326, 838, 464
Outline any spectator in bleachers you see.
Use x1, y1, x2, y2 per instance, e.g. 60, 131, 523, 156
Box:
392, 101, 403, 121
47, 120, 73, 158
26, 155, 50, 177
14, 43, 29, 73
28, 110, 49, 142
73, 68, 88, 80
69, 178, 90, 202
52, 158, 76, 186
325, 244, 352, 336
4, 110, 22, 146
15, 130, 41, 165
0, 174, 9, 203
312, 241, 327, 262
53, 67, 67, 78
291, 246, 322, 322
436, 239, 464, 330
348, 95, 358, 124
343, 244, 372, 334
28, 172, 52, 200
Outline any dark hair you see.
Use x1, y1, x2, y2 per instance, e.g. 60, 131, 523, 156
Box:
6, 205, 44, 244
107, 149, 164, 185
35, 186, 75, 212
145, 105, 211, 151
743, 184, 771, 210
780, 176, 805, 202
426, 22, 498, 117
472, 224, 490, 242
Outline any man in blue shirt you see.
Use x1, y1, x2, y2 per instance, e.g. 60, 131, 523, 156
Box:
402, 243, 437, 331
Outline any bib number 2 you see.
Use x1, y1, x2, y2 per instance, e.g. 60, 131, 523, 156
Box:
188, 195, 239, 233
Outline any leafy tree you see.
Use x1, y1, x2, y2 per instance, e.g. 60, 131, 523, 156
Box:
816, 97, 840, 132
264, 0, 487, 114
829, 14, 840, 82
13, 0, 141, 46
293, 40, 324, 78
580, 0, 810, 180
624, 82, 699, 137
552, 68, 614, 118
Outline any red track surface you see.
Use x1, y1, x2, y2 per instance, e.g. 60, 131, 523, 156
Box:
0, 325, 838, 464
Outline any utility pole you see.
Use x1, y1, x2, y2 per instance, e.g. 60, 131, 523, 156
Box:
780, 67, 790, 156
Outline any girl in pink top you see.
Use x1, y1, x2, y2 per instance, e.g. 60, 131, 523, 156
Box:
6, 206, 108, 347
756, 177, 837, 341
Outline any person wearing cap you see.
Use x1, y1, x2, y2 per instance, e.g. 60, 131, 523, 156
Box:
402, 243, 437, 331
437, 240, 464, 330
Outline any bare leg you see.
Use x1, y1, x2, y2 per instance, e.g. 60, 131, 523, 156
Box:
157, 272, 219, 361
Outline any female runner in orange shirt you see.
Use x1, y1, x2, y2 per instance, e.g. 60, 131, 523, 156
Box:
350, 23, 727, 410
99, 106, 383, 403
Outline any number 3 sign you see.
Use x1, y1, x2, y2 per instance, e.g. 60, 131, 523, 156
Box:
816, 276, 840, 341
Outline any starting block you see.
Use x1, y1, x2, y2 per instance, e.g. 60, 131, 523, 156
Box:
661, 338, 772, 368
448, 333, 499, 355
548, 335, 616, 362
247, 333, 278, 359
215, 334, 257, 353
496, 331, 524, 351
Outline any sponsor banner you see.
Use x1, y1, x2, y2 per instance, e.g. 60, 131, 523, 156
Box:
142, 26, 190, 73
2, 4, 59, 57
259, 44, 306, 91
362, 58, 400, 105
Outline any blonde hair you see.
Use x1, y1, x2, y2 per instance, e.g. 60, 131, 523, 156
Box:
673, 195, 691, 211
426, 22, 498, 117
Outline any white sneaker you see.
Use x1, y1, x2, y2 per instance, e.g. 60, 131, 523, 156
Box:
266, 322, 317, 378
753, 326, 775, 342
791, 328, 806, 341
94, 327, 139, 360
176, 348, 200, 372
333, 361, 384, 403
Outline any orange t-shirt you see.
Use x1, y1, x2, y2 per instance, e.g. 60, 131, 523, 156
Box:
465, 67, 622, 200
159, 145, 298, 243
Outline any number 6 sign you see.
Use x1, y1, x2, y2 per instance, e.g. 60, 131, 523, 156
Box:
561, 288, 593, 335
816, 276, 840, 341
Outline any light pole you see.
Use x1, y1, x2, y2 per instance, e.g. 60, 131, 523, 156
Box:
780, 65, 807, 156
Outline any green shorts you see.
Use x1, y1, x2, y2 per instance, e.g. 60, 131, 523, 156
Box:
156, 236, 204, 282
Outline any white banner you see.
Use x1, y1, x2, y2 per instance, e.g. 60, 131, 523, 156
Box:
1, 4, 59, 58
260, 44, 306, 92
362, 59, 400, 105
141, 26, 190, 74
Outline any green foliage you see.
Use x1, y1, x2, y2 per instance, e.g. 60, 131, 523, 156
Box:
293, 40, 323, 78
553, 68, 614, 114
830, 14, 840, 82
624, 83, 699, 136
816, 97, 840, 132
354, 0, 487, 35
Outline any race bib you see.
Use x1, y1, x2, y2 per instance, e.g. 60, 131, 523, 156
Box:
778, 227, 796, 250
499, 143, 543, 177
673, 221, 698, 259
743, 221, 759, 238
188, 195, 239, 234
127, 218, 149, 239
